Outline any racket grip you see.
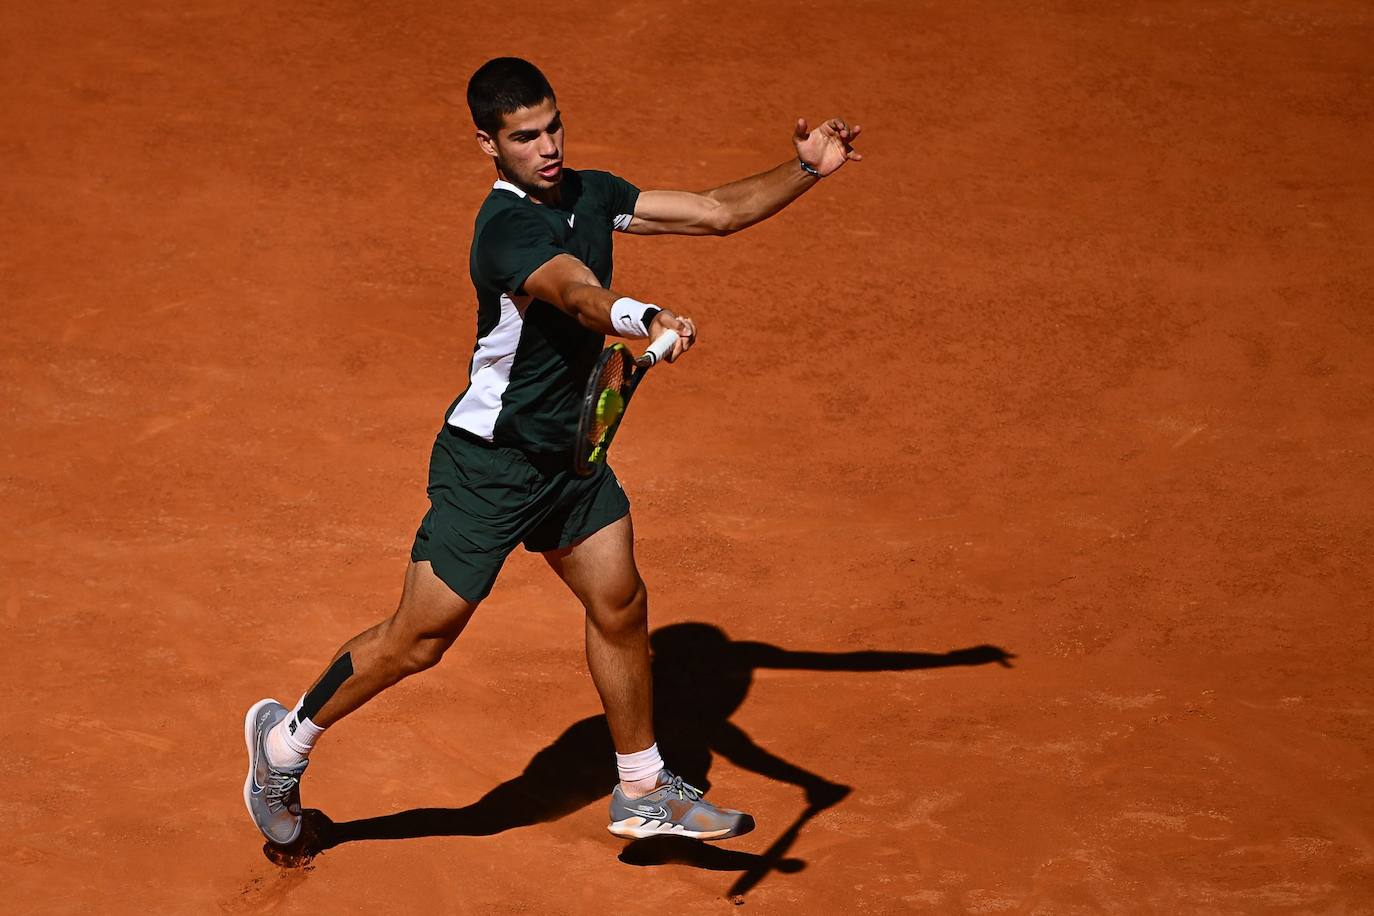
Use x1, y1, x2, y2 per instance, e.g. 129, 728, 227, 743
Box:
640, 329, 679, 367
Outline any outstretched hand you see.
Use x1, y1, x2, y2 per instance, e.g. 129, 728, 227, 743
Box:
794, 117, 863, 177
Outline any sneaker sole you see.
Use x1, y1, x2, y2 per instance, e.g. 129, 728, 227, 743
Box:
607, 816, 736, 841
242, 697, 302, 846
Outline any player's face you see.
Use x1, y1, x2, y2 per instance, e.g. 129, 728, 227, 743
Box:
480, 98, 564, 196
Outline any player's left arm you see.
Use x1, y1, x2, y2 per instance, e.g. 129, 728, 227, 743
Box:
624, 117, 862, 236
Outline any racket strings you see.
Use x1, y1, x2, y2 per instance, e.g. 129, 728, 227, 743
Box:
588, 355, 627, 445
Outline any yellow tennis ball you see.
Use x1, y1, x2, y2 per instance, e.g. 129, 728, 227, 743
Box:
596, 388, 624, 425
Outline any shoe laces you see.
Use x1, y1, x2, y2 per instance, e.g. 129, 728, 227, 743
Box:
264, 767, 304, 814
664, 773, 703, 803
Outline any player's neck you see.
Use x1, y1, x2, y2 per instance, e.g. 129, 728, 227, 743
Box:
530, 186, 561, 206
495, 166, 561, 207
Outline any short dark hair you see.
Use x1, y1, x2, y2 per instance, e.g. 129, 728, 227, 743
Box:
467, 58, 555, 134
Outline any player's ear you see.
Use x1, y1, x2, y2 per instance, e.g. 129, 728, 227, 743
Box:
475, 129, 497, 158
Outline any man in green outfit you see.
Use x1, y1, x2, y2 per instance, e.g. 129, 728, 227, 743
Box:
243, 57, 862, 847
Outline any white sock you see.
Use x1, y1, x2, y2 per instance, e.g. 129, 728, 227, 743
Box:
616, 742, 664, 786
265, 696, 326, 768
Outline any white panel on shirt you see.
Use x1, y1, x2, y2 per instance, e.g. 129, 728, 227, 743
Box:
447, 292, 531, 440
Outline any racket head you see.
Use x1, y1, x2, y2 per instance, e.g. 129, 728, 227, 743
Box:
573, 343, 635, 476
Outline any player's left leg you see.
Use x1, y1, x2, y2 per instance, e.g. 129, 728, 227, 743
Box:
543, 515, 754, 841
544, 514, 654, 756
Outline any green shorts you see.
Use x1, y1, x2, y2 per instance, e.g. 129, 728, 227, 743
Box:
410, 423, 630, 602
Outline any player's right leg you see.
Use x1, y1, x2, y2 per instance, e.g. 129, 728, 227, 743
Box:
244, 421, 535, 845
244, 559, 477, 845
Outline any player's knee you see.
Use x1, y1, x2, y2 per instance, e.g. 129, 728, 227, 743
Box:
376, 620, 451, 676
399, 635, 450, 675
589, 578, 647, 636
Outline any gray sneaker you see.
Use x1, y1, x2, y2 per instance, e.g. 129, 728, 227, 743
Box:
608, 770, 754, 841
242, 698, 308, 845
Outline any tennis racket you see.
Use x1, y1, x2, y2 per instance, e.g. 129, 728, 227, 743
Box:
572, 329, 679, 476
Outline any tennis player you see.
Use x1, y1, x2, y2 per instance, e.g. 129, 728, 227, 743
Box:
244, 57, 862, 847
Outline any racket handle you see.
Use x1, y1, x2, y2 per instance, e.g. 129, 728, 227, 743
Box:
639, 329, 679, 367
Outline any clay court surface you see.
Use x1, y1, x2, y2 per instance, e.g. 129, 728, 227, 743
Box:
4, 1, 1373, 912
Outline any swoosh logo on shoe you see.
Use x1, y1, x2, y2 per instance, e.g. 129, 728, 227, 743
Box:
251, 712, 272, 793
633, 804, 670, 819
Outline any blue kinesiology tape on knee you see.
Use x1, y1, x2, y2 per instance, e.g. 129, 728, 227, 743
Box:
297, 652, 354, 723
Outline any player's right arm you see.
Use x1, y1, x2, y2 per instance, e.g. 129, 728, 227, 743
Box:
523, 253, 696, 362
477, 209, 697, 361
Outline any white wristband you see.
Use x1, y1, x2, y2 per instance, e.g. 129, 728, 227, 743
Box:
610, 296, 658, 339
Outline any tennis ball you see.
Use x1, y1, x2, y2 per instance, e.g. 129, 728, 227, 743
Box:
596, 388, 624, 425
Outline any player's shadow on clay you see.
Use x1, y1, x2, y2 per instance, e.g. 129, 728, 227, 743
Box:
273, 624, 1013, 894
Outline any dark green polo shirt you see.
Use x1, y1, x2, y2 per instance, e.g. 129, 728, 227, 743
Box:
447, 169, 640, 452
